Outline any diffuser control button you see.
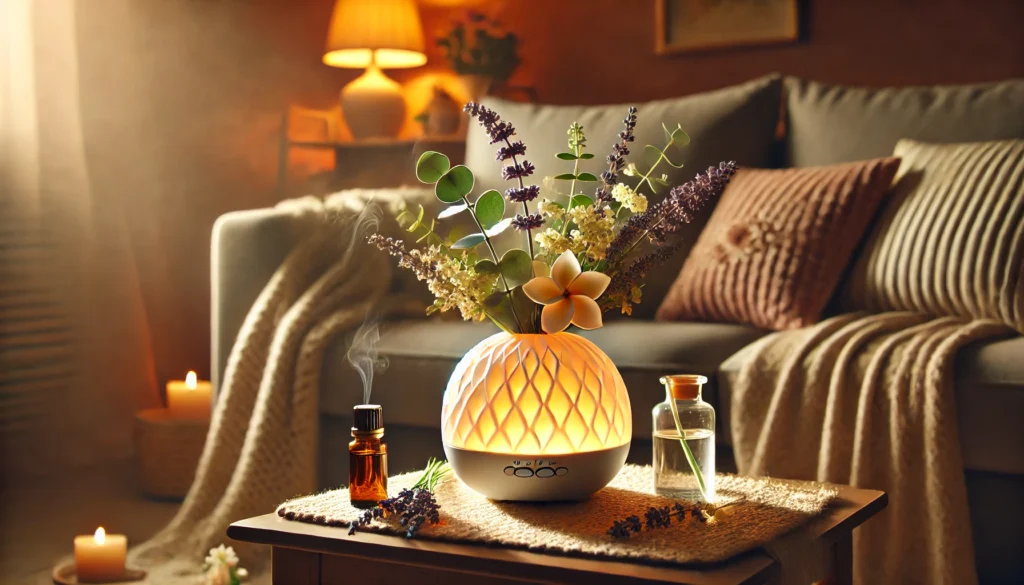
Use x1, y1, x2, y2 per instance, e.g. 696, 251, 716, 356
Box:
555, 467, 569, 476
503, 466, 516, 476
535, 467, 555, 478
513, 467, 534, 478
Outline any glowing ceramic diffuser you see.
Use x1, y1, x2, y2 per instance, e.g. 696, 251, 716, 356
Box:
442, 332, 632, 501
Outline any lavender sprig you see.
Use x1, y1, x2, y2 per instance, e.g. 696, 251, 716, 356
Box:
607, 502, 709, 539
465, 102, 540, 257
607, 241, 681, 298
605, 161, 737, 265
595, 106, 638, 205
511, 212, 544, 231
348, 458, 450, 538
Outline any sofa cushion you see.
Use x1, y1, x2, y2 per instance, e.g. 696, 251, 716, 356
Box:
716, 334, 1024, 475
784, 77, 1024, 167
656, 158, 902, 330
465, 75, 784, 318
842, 139, 1024, 333
319, 320, 767, 439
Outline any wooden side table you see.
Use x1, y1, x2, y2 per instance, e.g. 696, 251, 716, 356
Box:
228, 484, 885, 585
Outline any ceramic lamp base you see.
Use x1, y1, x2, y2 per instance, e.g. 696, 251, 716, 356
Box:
443, 443, 630, 501
340, 64, 405, 140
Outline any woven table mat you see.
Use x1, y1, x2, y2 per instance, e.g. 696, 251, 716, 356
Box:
277, 464, 837, 566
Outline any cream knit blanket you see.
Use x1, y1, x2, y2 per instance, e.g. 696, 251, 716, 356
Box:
128, 189, 429, 583
729, 312, 1012, 585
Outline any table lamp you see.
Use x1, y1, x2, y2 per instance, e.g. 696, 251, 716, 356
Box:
323, 0, 427, 140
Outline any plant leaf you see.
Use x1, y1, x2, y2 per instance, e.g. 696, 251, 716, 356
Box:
499, 249, 533, 288
553, 173, 577, 180
569, 194, 593, 208
485, 217, 513, 237
575, 172, 598, 182
438, 203, 468, 219
435, 165, 475, 203
416, 151, 451, 184
451, 232, 485, 249
474, 259, 499, 274
556, 152, 578, 160
474, 190, 505, 229
406, 204, 426, 232
662, 122, 691, 148
578, 153, 595, 160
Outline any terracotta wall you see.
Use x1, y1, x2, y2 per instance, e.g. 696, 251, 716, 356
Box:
73, 0, 1023, 388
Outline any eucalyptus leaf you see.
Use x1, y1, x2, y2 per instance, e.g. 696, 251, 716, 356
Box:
663, 122, 691, 148
485, 217, 513, 237
569, 194, 593, 208
651, 175, 669, 186
406, 204, 426, 232
451, 232, 485, 250
446, 224, 470, 246
578, 153, 595, 160
474, 190, 505, 229
438, 203, 468, 219
474, 259, 499, 274
416, 151, 451, 184
575, 172, 598, 182
499, 249, 533, 288
556, 152, 578, 161
553, 173, 577, 181
435, 165, 475, 203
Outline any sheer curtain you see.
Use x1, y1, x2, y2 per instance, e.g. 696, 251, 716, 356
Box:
1, 0, 159, 484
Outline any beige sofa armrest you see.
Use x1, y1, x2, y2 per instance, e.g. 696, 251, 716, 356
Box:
210, 207, 310, 392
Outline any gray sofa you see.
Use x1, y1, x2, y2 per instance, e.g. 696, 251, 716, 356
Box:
212, 76, 1024, 582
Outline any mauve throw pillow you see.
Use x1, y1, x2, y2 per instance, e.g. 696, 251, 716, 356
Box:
656, 158, 901, 330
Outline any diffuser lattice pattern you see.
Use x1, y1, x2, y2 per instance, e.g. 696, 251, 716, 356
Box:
442, 333, 632, 454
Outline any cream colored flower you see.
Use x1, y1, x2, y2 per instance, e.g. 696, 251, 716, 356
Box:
523, 251, 610, 334
567, 204, 616, 260
205, 545, 239, 569
611, 183, 648, 213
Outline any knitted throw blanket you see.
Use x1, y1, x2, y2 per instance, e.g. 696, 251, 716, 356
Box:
128, 189, 429, 583
728, 312, 1012, 585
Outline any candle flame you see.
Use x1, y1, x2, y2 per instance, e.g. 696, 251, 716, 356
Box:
185, 371, 197, 390
94, 527, 106, 544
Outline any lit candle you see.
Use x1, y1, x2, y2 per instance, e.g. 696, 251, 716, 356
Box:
166, 371, 212, 420
74, 527, 126, 582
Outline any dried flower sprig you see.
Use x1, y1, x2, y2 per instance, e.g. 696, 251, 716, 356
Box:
607, 502, 710, 538
348, 458, 451, 539
595, 106, 637, 205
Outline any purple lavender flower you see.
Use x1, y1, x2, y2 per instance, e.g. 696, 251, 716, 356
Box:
501, 160, 535, 181
605, 161, 737, 265
511, 212, 544, 231
505, 185, 540, 202
496, 141, 527, 161
607, 241, 681, 296
595, 106, 638, 204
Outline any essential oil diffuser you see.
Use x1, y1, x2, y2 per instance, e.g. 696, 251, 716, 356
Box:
442, 332, 632, 501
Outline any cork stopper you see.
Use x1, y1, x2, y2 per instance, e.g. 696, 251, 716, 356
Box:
353, 404, 383, 432
660, 374, 707, 400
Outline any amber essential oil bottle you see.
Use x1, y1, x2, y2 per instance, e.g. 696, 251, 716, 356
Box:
349, 404, 387, 508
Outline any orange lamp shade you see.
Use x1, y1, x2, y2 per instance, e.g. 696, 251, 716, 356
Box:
323, 0, 427, 69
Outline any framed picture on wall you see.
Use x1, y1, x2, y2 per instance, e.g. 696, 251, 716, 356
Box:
655, 0, 799, 54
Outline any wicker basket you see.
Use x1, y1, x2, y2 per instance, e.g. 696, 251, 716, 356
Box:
134, 408, 209, 499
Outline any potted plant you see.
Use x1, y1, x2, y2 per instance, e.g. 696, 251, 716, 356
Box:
370, 103, 736, 500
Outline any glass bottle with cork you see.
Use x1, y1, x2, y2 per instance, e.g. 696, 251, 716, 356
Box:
653, 374, 715, 503
349, 404, 388, 508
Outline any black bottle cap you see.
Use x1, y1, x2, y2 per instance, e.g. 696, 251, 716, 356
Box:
353, 404, 383, 432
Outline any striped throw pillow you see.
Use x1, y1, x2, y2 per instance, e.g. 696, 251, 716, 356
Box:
842, 139, 1024, 333
656, 158, 901, 330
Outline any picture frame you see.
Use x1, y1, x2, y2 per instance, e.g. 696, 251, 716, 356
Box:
655, 0, 799, 54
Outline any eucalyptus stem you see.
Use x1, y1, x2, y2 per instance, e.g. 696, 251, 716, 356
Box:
462, 194, 524, 332
667, 396, 710, 502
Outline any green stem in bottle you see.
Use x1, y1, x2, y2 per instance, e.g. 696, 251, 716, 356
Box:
667, 397, 710, 503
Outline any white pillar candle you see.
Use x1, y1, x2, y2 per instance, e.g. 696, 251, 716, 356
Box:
74, 527, 126, 582
166, 371, 212, 420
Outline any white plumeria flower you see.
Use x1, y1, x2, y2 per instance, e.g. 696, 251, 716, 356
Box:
524, 251, 610, 334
